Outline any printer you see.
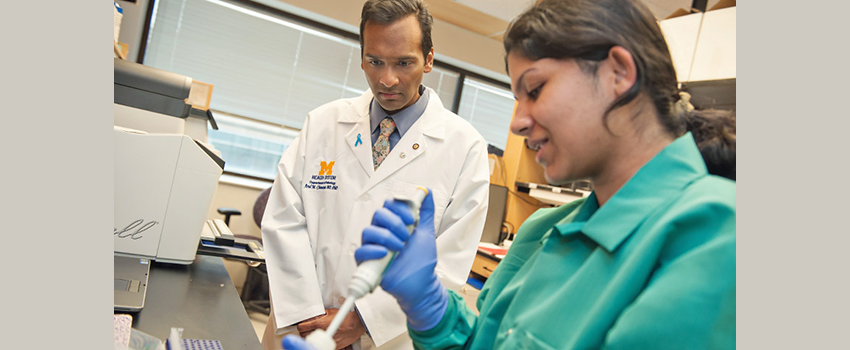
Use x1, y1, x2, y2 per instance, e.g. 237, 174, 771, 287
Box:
114, 58, 223, 264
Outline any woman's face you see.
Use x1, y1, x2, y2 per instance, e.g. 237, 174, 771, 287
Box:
508, 52, 616, 185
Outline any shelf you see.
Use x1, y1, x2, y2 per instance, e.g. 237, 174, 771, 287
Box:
681, 78, 736, 112
516, 181, 591, 206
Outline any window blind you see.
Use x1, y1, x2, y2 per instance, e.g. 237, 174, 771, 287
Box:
457, 77, 516, 150
145, 0, 368, 129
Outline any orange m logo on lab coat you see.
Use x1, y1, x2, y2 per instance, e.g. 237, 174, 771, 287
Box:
319, 161, 335, 175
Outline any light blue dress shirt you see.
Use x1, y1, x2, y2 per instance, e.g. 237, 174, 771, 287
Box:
369, 85, 430, 151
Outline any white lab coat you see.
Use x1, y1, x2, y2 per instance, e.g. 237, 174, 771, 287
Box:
261, 87, 490, 349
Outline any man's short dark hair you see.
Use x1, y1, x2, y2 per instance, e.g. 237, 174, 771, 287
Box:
359, 0, 433, 61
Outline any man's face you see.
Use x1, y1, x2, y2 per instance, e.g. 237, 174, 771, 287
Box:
361, 15, 434, 114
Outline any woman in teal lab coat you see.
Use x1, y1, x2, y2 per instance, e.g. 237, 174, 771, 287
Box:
284, 0, 736, 349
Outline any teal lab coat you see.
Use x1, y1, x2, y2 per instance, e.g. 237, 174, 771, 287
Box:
410, 133, 736, 349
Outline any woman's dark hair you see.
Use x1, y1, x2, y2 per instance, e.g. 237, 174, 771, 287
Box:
504, 0, 736, 179
504, 0, 680, 134
360, 0, 433, 62
689, 109, 736, 180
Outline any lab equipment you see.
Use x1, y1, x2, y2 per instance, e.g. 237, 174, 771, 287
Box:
114, 314, 132, 349
167, 328, 184, 350
359, 189, 449, 331
114, 58, 192, 119
114, 255, 151, 312
114, 58, 218, 144
304, 188, 429, 350
196, 219, 266, 263
114, 127, 223, 264
208, 219, 236, 246
114, 59, 224, 265
480, 184, 509, 244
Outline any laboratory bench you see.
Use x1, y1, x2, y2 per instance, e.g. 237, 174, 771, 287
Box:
115, 254, 263, 350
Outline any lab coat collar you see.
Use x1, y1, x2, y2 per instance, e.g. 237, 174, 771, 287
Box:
418, 87, 446, 140
343, 95, 376, 176
554, 133, 708, 252
338, 91, 371, 123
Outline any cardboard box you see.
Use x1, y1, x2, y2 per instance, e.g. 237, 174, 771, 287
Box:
710, 0, 735, 11
186, 81, 214, 111
665, 0, 735, 19
666, 8, 698, 19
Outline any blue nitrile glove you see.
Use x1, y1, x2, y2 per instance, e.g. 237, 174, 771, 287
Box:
282, 334, 316, 350
354, 190, 449, 331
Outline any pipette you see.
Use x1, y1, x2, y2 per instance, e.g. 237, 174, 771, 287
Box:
303, 188, 429, 350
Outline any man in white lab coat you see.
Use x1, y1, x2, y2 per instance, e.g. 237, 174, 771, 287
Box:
261, 0, 490, 349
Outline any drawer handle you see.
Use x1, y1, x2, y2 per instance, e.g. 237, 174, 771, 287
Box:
483, 266, 494, 272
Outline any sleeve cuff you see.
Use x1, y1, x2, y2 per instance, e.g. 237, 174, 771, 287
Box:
355, 306, 371, 337
408, 290, 476, 348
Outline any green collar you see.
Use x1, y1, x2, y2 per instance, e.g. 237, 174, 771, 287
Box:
554, 133, 708, 251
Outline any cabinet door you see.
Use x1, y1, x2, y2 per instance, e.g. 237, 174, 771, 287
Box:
471, 253, 500, 278
660, 13, 703, 83
690, 7, 736, 81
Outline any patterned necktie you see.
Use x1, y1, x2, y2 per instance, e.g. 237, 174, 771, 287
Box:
372, 117, 396, 170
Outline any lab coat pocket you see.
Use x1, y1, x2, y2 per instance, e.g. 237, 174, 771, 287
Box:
391, 180, 449, 232
495, 326, 558, 350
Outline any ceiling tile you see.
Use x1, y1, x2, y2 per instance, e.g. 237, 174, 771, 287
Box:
452, 0, 536, 22
430, 0, 728, 42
